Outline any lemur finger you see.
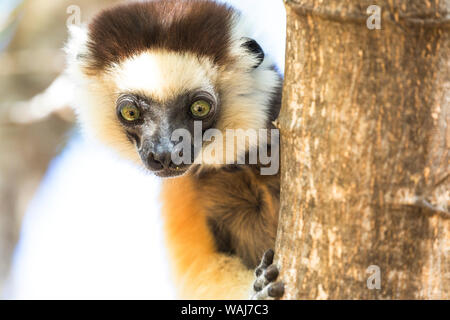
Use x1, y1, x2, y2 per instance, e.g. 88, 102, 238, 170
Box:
254, 264, 280, 292
253, 274, 265, 292
268, 282, 284, 298
253, 269, 268, 292
261, 249, 274, 267
255, 249, 274, 276
255, 267, 263, 277
251, 286, 271, 300
264, 264, 279, 282
252, 282, 284, 300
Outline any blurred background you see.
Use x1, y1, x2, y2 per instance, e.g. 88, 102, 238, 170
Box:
0, 0, 285, 299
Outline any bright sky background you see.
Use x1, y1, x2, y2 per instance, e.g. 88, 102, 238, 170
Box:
3, 0, 286, 299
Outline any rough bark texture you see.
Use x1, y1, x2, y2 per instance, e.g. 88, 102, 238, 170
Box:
276, 0, 449, 299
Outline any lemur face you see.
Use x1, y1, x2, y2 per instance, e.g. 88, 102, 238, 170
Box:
65, 0, 282, 176
111, 51, 221, 177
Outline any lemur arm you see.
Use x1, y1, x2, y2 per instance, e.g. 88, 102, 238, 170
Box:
161, 176, 254, 299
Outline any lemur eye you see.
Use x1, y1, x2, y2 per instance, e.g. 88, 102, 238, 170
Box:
120, 104, 141, 122
190, 100, 211, 118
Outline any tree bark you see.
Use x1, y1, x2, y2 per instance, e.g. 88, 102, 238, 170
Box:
276, 0, 449, 299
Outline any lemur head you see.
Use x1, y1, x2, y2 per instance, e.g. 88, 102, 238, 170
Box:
66, 0, 282, 177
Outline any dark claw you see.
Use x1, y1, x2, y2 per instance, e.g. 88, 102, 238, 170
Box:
268, 282, 284, 298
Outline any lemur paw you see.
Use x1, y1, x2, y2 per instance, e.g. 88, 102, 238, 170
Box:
251, 249, 284, 300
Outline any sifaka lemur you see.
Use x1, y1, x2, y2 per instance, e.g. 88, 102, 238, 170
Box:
65, 0, 284, 299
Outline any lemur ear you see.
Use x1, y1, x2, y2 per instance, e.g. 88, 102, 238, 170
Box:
241, 38, 265, 69
65, 24, 90, 70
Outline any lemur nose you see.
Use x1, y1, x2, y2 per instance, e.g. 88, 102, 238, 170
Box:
147, 152, 174, 171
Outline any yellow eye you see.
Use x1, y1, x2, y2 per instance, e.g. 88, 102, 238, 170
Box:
190, 100, 211, 118
120, 104, 140, 122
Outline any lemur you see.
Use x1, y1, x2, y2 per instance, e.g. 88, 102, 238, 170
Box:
65, 0, 284, 299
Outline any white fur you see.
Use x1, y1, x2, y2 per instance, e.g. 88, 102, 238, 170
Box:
64, 24, 89, 80
110, 51, 218, 103
64, 10, 281, 167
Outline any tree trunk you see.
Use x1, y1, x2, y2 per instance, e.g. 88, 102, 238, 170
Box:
276, 0, 449, 299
